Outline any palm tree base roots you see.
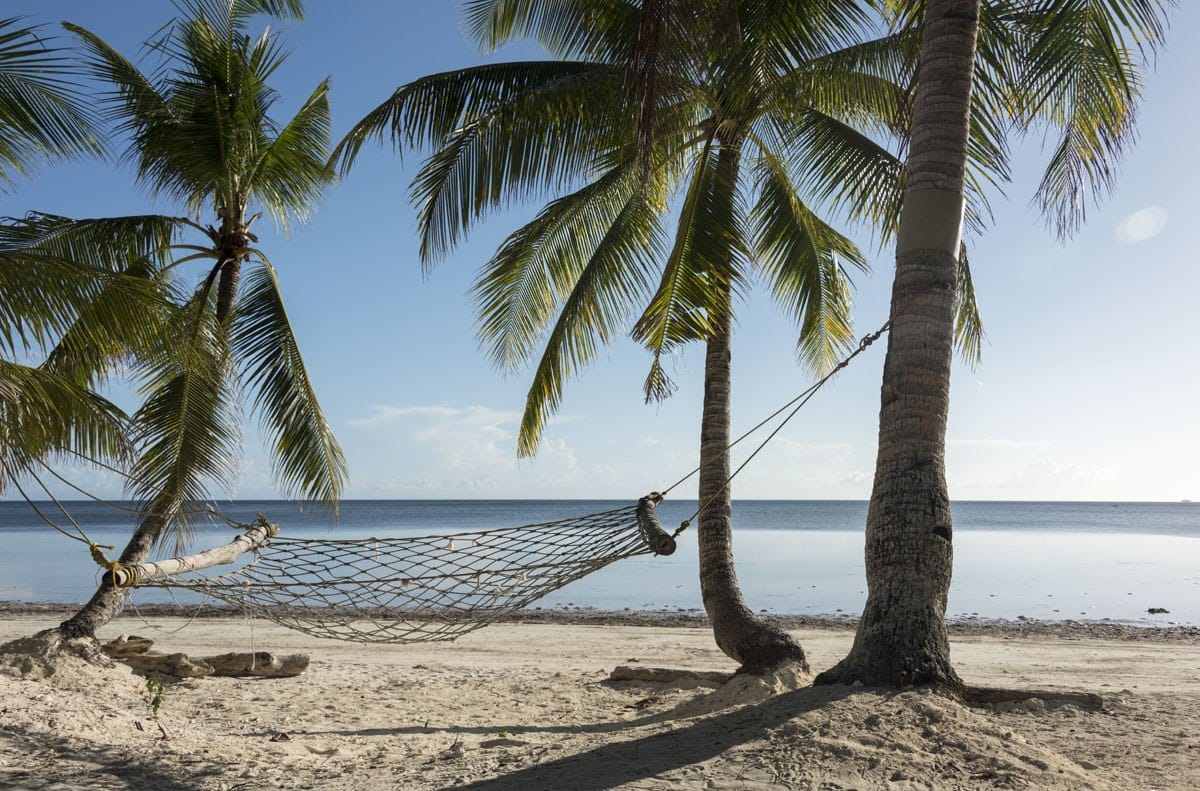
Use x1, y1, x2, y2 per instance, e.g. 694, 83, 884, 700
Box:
58, 583, 126, 642
814, 652, 962, 690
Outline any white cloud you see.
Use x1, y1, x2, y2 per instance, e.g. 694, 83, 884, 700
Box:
347, 404, 467, 427
345, 403, 591, 497
1114, 206, 1168, 244
949, 437, 1049, 449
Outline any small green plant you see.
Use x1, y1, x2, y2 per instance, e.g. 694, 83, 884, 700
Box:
144, 676, 164, 719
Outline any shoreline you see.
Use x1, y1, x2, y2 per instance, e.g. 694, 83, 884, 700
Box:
4, 601, 1196, 642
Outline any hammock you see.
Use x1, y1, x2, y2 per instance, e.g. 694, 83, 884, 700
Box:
128, 494, 680, 643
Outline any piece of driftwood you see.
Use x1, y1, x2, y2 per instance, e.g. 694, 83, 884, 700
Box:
962, 685, 1104, 711
123, 652, 215, 679
609, 665, 733, 684
102, 635, 308, 678
102, 635, 155, 658
107, 520, 276, 588
201, 651, 309, 677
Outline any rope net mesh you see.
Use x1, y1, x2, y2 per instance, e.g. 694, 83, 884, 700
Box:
140, 498, 676, 643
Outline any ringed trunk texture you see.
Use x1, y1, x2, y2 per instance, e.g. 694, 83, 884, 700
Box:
698, 288, 808, 674
215, 257, 242, 322
816, 0, 979, 689
58, 499, 180, 641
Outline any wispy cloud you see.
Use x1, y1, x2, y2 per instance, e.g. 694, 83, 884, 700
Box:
1114, 206, 1168, 244
347, 404, 488, 427
949, 437, 1048, 449
345, 403, 586, 496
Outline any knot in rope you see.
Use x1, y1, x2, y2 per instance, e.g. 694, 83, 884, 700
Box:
674, 520, 691, 538
249, 513, 279, 538
89, 542, 140, 588
88, 542, 116, 569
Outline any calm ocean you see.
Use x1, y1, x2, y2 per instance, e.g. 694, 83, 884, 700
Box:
2, 499, 1197, 625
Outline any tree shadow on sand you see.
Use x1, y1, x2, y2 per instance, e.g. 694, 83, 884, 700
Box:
454, 684, 858, 790
0, 724, 229, 790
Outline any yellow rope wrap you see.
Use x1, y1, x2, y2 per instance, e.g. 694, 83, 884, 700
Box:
89, 543, 139, 588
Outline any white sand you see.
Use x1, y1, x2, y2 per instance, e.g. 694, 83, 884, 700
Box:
1, 614, 1198, 789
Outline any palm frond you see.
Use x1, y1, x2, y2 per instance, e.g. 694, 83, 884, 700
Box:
770, 108, 904, 240
513, 175, 664, 456
331, 61, 607, 177
1012, 0, 1169, 237
232, 260, 346, 509
126, 285, 238, 546
0, 359, 131, 485
0, 213, 184, 359
473, 154, 645, 371
462, 0, 638, 61
0, 18, 102, 185
749, 152, 866, 373
249, 77, 332, 229
954, 242, 985, 366
408, 64, 627, 265
632, 137, 747, 401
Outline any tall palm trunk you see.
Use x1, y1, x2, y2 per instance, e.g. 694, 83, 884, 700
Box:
699, 282, 807, 673
816, 0, 979, 688
58, 494, 180, 640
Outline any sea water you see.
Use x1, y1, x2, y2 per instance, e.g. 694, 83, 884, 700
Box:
0, 500, 1196, 625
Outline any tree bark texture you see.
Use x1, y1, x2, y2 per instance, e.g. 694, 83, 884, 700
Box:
699, 285, 808, 674
816, 0, 979, 689
215, 258, 242, 322
58, 498, 180, 640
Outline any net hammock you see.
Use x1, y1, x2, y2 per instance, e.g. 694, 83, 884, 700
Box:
130, 494, 681, 643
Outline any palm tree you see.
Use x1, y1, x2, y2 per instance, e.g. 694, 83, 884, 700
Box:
37, 0, 347, 641
334, 0, 923, 672
815, 0, 1174, 688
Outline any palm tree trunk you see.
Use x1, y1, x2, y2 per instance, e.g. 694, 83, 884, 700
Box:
215, 258, 242, 322
699, 284, 808, 674
815, 0, 979, 689
58, 497, 180, 640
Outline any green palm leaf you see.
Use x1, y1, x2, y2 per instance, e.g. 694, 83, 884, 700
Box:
0, 18, 101, 185
0, 213, 183, 359
249, 77, 332, 229
232, 260, 346, 508
408, 64, 627, 264
0, 360, 131, 485
750, 152, 866, 373
126, 286, 238, 545
331, 60, 606, 177
473, 154, 646, 371
632, 138, 748, 401
513, 175, 664, 455
462, 0, 638, 61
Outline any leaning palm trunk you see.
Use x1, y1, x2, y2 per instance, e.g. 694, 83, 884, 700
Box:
816, 0, 979, 689
699, 285, 807, 673
58, 495, 180, 640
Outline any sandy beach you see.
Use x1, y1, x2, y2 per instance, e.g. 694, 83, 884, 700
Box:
0, 612, 1198, 790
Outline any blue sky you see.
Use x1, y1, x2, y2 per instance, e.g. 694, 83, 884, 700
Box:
5, 1, 1198, 502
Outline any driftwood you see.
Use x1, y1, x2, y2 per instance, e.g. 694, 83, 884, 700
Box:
102, 635, 308, 679
108, 520, 276, 588
123, 651, 214, 679
962, 685, 1104, 711
609, 665, 733, 684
